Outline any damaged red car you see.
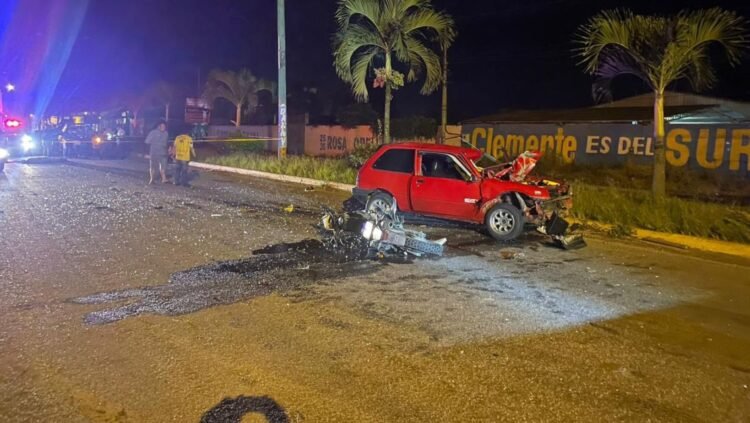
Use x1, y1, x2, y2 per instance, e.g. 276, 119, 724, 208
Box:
353, 143, 573, 241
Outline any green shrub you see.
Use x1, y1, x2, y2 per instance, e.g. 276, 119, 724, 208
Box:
205, 153, 357, 185
571, 183, 750, 244
347, 143, 381, 169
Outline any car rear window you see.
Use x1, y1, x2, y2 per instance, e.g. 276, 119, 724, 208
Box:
372, 148, 415, 174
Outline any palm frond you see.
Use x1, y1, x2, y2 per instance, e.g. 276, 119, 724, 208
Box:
335, 0, 382, 31
350, 48, 380, 101
679, 8, 747, 65
404, 37, 442, 95
333, 25, 384, 82
401, 8, 454, 40
575, 7, 747, 94
673, 8, 747, 90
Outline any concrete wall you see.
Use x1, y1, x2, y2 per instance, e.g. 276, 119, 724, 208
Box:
207, 124, 464, 157
461, 122, 750, 176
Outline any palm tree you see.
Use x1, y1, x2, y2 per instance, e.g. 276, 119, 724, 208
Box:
576, 8, 747, 198
203, 69, 276, 127
333, 0, 455, 144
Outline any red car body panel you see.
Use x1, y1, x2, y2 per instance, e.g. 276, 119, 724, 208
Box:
356, 143, 564, 225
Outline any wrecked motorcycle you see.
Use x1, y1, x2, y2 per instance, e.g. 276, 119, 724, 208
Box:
321, 198, 446, 259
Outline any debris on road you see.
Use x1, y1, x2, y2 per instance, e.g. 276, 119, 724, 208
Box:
500, 249, 524, 260
71, 239, 378, 325
321, 197, 446, 259
283, 204, 295, 213
538, 213, 587, 250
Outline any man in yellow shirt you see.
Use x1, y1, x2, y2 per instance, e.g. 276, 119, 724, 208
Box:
172, 134, 196, 186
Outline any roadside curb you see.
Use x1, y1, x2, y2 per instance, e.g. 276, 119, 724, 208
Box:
571, 219, 750, 260
189, 161, 356, 192
189, 161, 750, 260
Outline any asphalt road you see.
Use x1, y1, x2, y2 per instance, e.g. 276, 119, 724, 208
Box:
0, 158, 748, 422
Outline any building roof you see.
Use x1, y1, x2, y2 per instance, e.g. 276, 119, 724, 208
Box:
464, 91, 750, 125
462, 105, 711, 124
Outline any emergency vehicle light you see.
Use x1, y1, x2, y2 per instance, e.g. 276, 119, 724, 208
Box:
4, 118, 22, 128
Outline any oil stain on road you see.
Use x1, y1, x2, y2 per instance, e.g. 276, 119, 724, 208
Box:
70, 239, 378, 325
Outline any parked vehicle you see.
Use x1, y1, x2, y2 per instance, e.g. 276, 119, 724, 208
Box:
1, 116, 38, 168
353, 143, 575, 242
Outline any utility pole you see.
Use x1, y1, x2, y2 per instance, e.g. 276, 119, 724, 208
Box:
277, 0, 287, 158
440, 46, 448, 144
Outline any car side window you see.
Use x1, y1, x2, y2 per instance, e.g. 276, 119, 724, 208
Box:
421, 153, 467, 181
372, 149, 415, 174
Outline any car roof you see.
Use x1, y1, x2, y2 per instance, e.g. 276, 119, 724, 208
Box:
384, 142, 479, 155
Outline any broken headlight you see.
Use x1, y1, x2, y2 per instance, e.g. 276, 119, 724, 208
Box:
361, 221, 383, 241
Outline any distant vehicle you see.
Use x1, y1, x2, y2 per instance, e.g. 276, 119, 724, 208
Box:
0, 116, 38, 167
58, 113, 128, 159
353, 143, 573, 241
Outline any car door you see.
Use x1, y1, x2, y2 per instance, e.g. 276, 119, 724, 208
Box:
410, 152, 482, 220
366, 148, 416, 210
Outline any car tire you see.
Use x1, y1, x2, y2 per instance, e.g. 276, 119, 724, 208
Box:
365, 192, 395, 214
485, 203, 524, 241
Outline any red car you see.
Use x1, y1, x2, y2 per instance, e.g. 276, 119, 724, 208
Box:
353, 143, 573, 241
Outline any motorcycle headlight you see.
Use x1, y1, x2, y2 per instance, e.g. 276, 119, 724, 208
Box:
0, 148, 9, 159
372, 227, 383, 241
361, 221, 374, 240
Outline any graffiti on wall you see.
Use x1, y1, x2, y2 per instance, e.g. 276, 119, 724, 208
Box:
463, 123, 750, 175
306, 126, 380, 156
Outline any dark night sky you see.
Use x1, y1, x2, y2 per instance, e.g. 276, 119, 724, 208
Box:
8, 0, 750, 120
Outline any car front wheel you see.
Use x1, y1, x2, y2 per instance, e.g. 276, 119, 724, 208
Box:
485, 203, 524, 241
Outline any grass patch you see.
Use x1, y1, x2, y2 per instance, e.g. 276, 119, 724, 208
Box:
204, 153, 357, 185
536, 157, 750, 204
571, 183, 750, 244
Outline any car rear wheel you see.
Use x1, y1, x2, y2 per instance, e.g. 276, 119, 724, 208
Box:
485, 203, 524, 241
366, 192, 394, 214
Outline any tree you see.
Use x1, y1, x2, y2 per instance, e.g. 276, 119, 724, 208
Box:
150, 81, 176, 123
333, 0, 455, 144
203, 69, 276, 127
576, 8, 747, 198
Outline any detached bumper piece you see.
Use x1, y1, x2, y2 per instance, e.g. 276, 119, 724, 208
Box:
541, 213, 587, 250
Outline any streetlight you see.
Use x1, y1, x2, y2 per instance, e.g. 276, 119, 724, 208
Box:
0, 82, 14, 114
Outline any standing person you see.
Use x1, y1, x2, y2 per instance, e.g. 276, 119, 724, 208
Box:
172, 133, 196, 186
145, 120, 169, 184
